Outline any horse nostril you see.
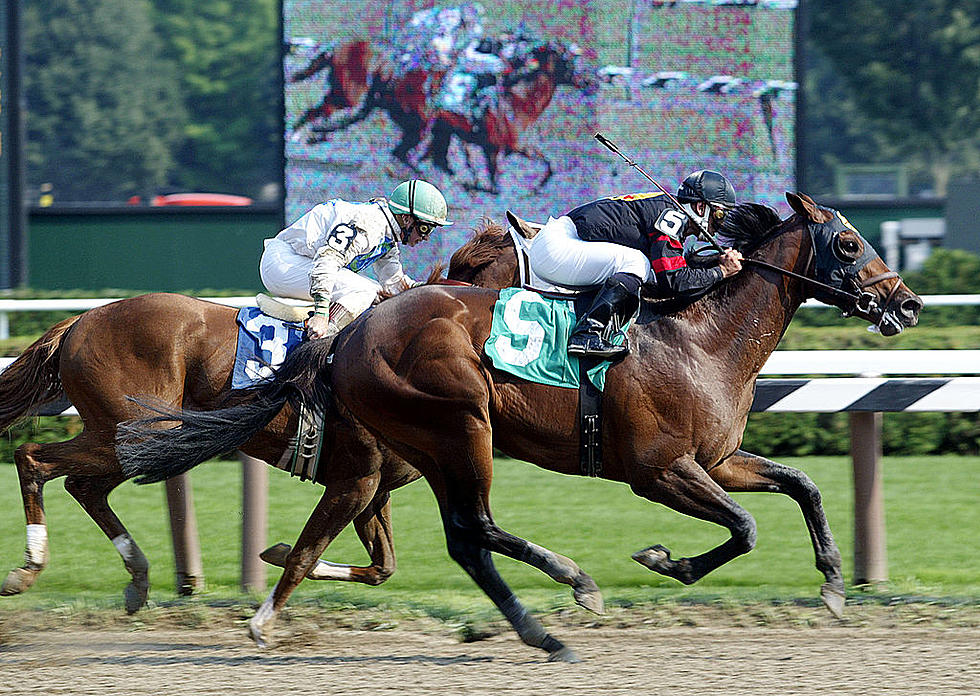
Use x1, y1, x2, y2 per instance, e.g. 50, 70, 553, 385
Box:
901, 297, 923, 317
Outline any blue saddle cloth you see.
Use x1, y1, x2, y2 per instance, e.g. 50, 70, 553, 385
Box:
232, 307, 305, 389
484, 288, 622, 391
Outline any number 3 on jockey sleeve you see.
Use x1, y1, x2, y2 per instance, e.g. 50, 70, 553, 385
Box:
654, 209, 687, 240
326, 222, 357, 252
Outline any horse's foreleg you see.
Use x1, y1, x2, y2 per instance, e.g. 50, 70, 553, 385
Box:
64, 473, 150, 614
708, 449, 845, 617
630, 454, 757, 585
258, 489, 396, 585
249, 471, 381, 647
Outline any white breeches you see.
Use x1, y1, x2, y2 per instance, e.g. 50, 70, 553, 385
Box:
259, 238, 379, 316
526, 216, 653, 287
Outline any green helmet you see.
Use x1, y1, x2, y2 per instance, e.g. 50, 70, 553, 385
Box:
388, 180, 452, 226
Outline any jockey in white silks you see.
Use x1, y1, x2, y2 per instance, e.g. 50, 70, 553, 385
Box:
259, 180, 452, 341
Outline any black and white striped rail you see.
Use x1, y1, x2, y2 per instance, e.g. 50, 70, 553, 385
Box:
752, 377, 980, 412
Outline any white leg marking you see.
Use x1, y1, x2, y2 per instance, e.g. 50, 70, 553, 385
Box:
309, 560, 354, 581
25, 525, 48, 566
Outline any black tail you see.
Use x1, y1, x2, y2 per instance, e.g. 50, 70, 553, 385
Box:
116, 339, 336, 484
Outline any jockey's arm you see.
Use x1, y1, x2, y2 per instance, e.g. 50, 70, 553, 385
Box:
649, 236, 726, 298
374, 244, 416, 294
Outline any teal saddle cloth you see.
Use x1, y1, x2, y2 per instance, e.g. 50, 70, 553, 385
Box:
483, 287, 623, 391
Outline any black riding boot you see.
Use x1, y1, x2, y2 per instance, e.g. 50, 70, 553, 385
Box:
567, 273, 642, 360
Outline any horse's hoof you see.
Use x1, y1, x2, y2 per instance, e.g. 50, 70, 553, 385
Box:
123, 580, 148, 614
547, 646, 581, 663
259, 543, 291, 567
820, 583, 846, 619
573, 585, 605, 616
248, 620, 269, 648
631, 545, 671, 574
1, 567, 39, 596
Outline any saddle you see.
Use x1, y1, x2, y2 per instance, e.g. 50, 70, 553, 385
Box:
255, 293, 314, 323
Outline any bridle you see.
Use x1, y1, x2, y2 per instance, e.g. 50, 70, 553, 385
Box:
741, 213, 903, 331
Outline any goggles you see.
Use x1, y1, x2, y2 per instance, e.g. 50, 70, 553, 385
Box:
415, 220, 435, 239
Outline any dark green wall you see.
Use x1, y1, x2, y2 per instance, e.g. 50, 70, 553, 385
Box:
24, 199, 944, 292
26, 205, 283, 291
820, 197, 945, 248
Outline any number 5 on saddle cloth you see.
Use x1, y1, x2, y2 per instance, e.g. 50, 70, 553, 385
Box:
484, 288, 632, 476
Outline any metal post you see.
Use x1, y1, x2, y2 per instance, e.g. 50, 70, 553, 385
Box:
239, 451, 268, 592
849, 411, 888, 585
164, 474, 204, 595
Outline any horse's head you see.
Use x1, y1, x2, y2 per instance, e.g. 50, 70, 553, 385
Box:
786, 192, 922, 335
533, 41, 599, 95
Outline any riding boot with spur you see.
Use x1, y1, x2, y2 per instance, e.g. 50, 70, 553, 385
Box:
567, 272, 642, 360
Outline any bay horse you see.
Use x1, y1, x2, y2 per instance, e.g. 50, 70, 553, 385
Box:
117, 194, 922, 661
0, 225, 521, 611
424, 40, 599, 194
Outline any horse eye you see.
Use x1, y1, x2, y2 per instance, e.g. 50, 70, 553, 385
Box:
837, 236, 860, 257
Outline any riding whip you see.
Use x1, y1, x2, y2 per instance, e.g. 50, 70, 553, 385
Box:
593, 132, 724, 253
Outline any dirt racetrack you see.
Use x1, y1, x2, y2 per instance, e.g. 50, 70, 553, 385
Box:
1, 603, 977, 695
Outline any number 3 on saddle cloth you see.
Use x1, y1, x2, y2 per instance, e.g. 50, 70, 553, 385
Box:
232, 307, 324, 482
484, 288, 630, 477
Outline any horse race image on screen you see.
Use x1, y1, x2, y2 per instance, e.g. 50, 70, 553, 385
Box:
283, 0, 797, 277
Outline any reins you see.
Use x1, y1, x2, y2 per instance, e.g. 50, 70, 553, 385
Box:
740, 226, 902, 327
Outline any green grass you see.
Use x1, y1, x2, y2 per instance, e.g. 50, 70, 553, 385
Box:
0, 456, 976, 618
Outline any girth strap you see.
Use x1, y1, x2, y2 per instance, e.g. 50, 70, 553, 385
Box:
578, 357, 603, 477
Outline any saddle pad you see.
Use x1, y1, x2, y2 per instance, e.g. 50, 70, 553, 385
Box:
484, 288, 617, 391
232, 307, 305, 389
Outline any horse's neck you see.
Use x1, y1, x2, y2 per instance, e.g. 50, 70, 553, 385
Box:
508, 74, 555, 129
645, 227, 810, 382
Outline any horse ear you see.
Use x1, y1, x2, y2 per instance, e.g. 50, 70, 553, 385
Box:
786, 192, 833, 223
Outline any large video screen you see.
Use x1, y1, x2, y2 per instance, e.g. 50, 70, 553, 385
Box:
284, 0, 797, 277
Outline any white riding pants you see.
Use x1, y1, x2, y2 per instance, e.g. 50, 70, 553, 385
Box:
526, 216, 653, 287
259, 238, 379, 316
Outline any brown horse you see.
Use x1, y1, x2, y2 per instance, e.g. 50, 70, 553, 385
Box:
118, 194, 922, 661
289, 37, 446, 169
293, 38, 596, 189
289, 40, 376, 134
0, 226, 520, 611
425, 40, 598, 194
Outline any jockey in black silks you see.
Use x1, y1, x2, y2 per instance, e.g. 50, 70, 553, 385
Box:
526, 170, 744, 359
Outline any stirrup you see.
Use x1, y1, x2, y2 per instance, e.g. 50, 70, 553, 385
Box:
255, 293, 313, 323
567, 332, 629, 360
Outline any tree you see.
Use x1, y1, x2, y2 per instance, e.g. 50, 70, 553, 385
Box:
23, 0, 186, 201
151, 0, 280, 197
808, 1, 980, 196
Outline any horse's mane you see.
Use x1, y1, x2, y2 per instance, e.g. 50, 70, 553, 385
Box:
718, 203, 782, 250
447, 218, 510, 282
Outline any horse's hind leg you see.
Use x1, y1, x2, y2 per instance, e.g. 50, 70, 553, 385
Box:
630, 454, 758, 585
259, 488, 397, 585
250, 471, 381, 647
64, 473, 150, 613
2, 442, 52, 596
424, 426, 581, 661
708, 449, 845, 617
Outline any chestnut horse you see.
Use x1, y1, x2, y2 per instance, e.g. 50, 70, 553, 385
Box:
0, 225, 520, 611
424, 40, 599, 194
118, 194, 922, 661
294, 38, 596, 190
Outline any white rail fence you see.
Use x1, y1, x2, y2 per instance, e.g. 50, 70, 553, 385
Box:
1, 295, 978, 591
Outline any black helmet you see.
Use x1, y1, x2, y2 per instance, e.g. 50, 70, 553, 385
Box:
677, 170, 736, 208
